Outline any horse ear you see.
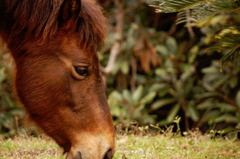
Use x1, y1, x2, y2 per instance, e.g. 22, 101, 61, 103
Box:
59, 0, 81, 25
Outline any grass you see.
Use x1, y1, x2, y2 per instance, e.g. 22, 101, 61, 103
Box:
115, 133, 240, 159
1, 131, 240, 159
0, 135, 62, 159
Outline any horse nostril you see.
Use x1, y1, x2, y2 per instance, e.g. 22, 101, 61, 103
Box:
66, 151, 82, 159
74, 151, 82, 159
103, 148, 113, 159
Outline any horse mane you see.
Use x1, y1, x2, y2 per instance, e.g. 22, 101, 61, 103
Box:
4, 0, 106, 51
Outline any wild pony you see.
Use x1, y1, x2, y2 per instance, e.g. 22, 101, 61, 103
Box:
0, 0, 115, 158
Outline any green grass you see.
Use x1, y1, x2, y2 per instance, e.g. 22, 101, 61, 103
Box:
1, 132, 240, 159
0, 135, 63, 159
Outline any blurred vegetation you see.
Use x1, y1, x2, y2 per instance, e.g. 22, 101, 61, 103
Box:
0, 43, 25, 137
0, 0, 240, 137
153, 0, 240, 64
100, 0, 240, 133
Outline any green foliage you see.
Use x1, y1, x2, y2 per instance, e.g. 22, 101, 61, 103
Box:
153, 0, 240, 64
108, 85, 157, 124
151, 33, 240, 131
154, 0, 240, 14
200, 13, 240, 65
98, 0, 240, 132
0, 48, 24, 137
153, 0, 209, 13
152, 37, 198, 125
196, 59, 240, 131
1, 0, 240, 137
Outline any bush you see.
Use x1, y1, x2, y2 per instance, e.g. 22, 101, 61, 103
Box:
0, 45, 25, 137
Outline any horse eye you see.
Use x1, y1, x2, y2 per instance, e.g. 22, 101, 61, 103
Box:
74, 66, 89, 76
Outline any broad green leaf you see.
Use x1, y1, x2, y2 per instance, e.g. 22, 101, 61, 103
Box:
236, 91, 240, 108
194, 92, 219, 99
111, 91, 123, 101
197, 100, 214, 110
140, 92, 156, 104
156, 45, 168, 56
155, 68, 168, 77
202, 66, 219, 74
202, 110, 221, 124
158, 87, 171, 97
188, 45, 199, 64
165, 59, 174, 68
136, 74, 147, 83
108, 91, 122, 108
122, 90, 134, 105
213, 75, 229, 88
133, 104, 145, 118
229, 77, 238, 88
121, 61, 129, 74
151, 98, 177, 111
126, 27, 136, 51
221, 126, 236, 134
166, 37, 177, 55
182, 78, 194, 96
149, 83, 168, 92
167, 104, 180, 123
233, 66, 240, 74
214, 114, 239, 123
175, 80, 183, 94
202, 80, 214, 91
180, 64, 194, 82
133, 85, 143, 103
217, 103, 236, 112
186, 102, 199, 122
110, 105, 122, 117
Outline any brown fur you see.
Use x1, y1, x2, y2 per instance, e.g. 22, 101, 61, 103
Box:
0, 0, 106, 52
0, 0, 114, 158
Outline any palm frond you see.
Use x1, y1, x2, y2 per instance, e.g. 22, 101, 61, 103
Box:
176, 2, 216, 25
212, 0, 240, 11
209, 33, 240, 64
154, 0, 240, 25
221, 47, 240, 65
154, 0, 209, 13
152, 0, 240, 64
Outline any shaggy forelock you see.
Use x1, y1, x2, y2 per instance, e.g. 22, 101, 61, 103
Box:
6, 0, 106, 51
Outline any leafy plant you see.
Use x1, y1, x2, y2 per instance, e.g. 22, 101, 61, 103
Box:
149, 36, 200, 130
108, 85, 157, 124
195, 58, 240, 132
152, 0, 240, 64
144, 33, 240, 132
0, 46, 24, 137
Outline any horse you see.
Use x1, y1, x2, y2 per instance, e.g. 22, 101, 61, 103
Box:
0, 0, 115, 158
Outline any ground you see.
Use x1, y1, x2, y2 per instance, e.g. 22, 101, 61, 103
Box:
1, 131, 240, 159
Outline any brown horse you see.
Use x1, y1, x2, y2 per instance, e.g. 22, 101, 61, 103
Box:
0, 0, 115, 158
